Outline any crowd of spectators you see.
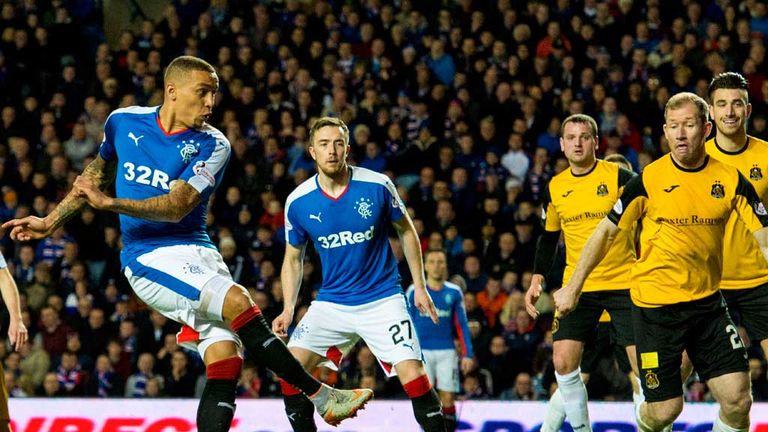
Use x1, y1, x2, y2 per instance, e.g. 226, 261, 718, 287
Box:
1, 0, 768, 402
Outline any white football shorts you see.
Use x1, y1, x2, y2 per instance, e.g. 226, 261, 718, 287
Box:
124, 244, 241, 358
423, 349, 460, 392
288, 294, 423, 377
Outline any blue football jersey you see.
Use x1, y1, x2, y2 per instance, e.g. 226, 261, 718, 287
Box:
98, 106, 230, 267
0, 252, 6, 269
285, 166, 406, 305
406, 281, 474, 358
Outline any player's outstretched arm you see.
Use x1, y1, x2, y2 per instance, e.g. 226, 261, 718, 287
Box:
2, 155, 116, 240
393, 214, 439, 324
74, 177, 201, 223
274, 242, 307, 337
526, 229, 561, 319
554, 218, 619, 316
0, 266, 28, 351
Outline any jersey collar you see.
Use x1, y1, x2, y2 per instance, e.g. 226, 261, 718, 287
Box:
156, 107, 190, 136
670, 154, 709, 173
713, 136, 750, 155
315, 167, 352, 201
570, 160, 598, 177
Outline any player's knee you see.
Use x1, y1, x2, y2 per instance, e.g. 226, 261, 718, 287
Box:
223, 285, 254, 318
552, 350, 579, 375
720, 390, 752, 419
646, 399, 683, 426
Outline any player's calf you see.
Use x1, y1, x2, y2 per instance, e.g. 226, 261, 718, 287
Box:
443, 405, 457, 432
280, 379, 318, 432
197, 357, 242, 432
404, 375, 445, 432
225, 286, 327, 398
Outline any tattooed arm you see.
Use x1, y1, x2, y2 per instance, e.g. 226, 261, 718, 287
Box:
74, 176, 201, 223
2, 155, 117, 241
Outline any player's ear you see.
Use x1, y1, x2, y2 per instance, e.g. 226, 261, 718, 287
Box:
307, 143, 317, 161
167, 82, 177, 101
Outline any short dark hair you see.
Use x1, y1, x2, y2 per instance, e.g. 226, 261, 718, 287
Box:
708, 72, 749, 101
560, 114, 598, 138
163, 56, 216, 84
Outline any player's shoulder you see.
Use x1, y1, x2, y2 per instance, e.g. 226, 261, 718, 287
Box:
285, 175, 319, 208
109, 105, 157, 121
352, 165, 392, 184
748, 135, 768, 153
444, 281, 464, 296
197, 123, 230, 147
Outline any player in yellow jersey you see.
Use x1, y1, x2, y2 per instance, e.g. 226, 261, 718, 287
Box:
555, 93, 768, 432
525, 115, 639, 432
706, 72, 768, 361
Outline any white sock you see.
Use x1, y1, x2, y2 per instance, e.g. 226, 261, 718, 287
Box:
712, 416, 747, 432
555, 368, 591, 431
541, 388, 567, 432
632, 375, 645, 409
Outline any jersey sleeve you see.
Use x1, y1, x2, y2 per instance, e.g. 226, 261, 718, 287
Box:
284, 199, 309, 246
98, 111, 119, 161
608, 173, 647, 230
734, 171, 768, 233
180, 137, 231, 197
452, 290, 474, 359
382, 177, 406, 222
0, 253, 6, 269
618, 168, 636, 191
540, 183, 561, 231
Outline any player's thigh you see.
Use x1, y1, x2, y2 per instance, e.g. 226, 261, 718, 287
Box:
633, 304, 687, 403
421, 350, 439, 387
686, 294, 748, 383
287, 301, 359, 369
602, 289, 635, 347
722, 284, 768, 344
580, 321, 612, 374
552, 291, 605, 344
424, 349, 460, 393
125, 245, 235, 322
355, 295, 423, 374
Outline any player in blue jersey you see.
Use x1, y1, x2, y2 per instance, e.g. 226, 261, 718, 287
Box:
0, 248, 28, 432
272, 116, 445, 432
407, 249, 474, 432
3, 56, 371, 431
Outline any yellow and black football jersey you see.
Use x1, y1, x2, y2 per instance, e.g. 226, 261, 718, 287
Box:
542, 159, 636, 292
706, 136, 768, 289
608, 154, 768, 307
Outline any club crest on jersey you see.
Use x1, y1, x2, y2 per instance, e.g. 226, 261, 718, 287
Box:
751, 165, 763, 181
355, 197, 374, 219
711, 181, 725, 199
645, 370, 660, 389
177, 140, 200, 163
596, 182, 608, 196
